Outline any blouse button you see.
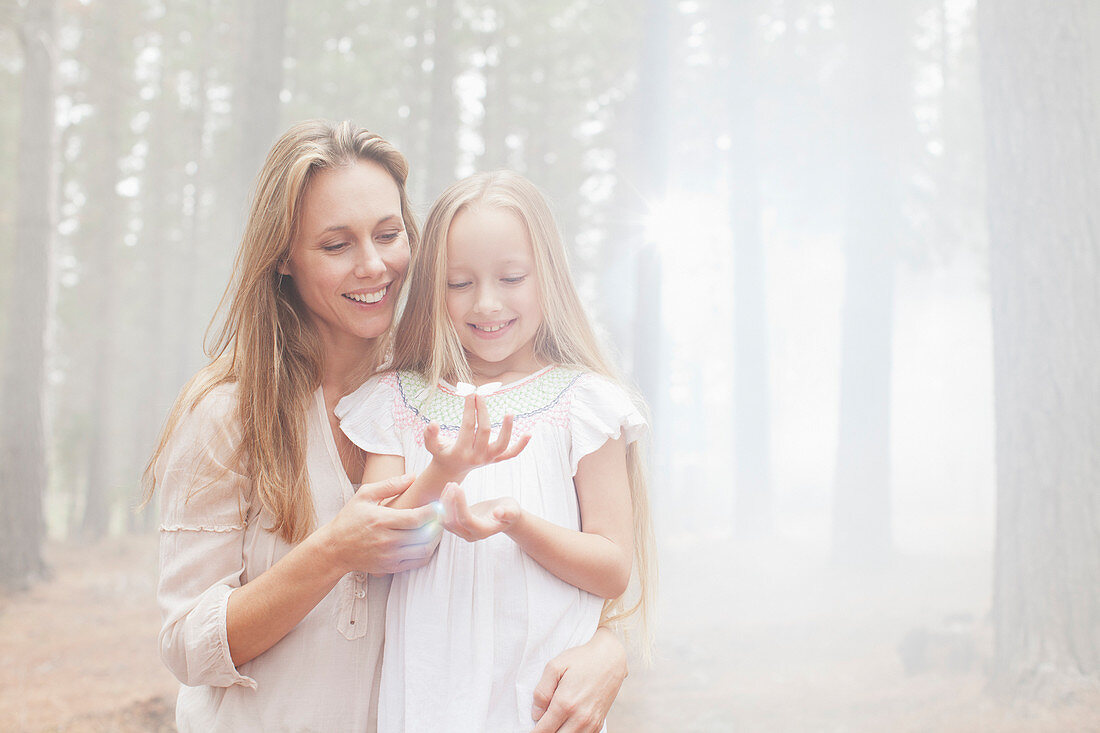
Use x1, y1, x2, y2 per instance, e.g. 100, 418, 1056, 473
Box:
355, 589, 366, 599
355, 572, 367, 582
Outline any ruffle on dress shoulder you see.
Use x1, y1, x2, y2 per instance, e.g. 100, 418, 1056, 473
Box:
336, 371, 404, 456
568, 374, 647, 476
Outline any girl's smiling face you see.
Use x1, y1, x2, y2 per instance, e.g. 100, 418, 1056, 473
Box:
444, 204, 544, 380
281, 161, 410, 359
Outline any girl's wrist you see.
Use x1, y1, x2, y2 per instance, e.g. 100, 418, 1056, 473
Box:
503, 504, 528, 539
428, 456, 470, 484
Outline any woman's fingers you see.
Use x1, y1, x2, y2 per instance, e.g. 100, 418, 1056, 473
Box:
355, 473, 415, 504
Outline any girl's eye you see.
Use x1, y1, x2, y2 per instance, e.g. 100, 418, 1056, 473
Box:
447, 281, 471, 290
501, 275, 526, 284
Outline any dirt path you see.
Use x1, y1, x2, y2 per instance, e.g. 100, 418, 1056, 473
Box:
2, 535, 1097, 731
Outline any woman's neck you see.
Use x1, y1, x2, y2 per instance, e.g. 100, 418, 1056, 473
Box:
321, 337, 377, 400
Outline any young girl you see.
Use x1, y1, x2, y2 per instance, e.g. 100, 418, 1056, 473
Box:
336, 170, 654, 732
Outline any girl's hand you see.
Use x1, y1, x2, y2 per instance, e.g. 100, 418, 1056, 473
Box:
439, 482, 521, 542
322, 474, 443, 574
423, 394, 530, 478
531, 627, 628, 732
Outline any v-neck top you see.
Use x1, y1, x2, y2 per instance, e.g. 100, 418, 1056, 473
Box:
156, 383, 391, 732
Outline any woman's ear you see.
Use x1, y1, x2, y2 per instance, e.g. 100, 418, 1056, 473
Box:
278, 259, 291, 276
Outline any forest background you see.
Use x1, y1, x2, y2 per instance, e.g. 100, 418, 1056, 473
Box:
1, 0, 1098, 731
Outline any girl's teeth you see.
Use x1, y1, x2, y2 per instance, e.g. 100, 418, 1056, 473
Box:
344, 286, 387, 304
475, 322, 509, 332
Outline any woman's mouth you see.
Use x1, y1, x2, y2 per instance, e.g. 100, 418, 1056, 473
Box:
343, 285, 388, 304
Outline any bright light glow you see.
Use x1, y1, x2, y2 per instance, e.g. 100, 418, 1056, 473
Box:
642, 192, 729, 259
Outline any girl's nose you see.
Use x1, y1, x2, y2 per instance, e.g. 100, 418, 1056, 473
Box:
474, 284, 503, 314
354, 242, 386, 280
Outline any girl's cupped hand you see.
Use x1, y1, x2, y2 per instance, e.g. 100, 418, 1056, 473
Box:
438, 481, 521, 541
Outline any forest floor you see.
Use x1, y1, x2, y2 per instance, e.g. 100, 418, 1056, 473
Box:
1, 534, 1097, 732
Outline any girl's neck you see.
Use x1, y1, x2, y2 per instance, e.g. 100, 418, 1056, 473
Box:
466, 360, 552, 387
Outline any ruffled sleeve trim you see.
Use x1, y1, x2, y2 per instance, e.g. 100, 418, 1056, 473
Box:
569, 374, 647, 476
336, 372, 404, 456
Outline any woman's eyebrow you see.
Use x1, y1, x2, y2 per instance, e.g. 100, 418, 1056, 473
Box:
317, 214, 401, 236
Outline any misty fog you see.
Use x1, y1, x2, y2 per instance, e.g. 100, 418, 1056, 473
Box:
1, 0, 1097, 731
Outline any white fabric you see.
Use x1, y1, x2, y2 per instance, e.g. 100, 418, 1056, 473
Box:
337, 367, 646, 733
156, 383, 390, 733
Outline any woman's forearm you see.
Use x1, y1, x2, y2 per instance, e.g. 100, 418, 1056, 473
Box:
227, 475, 441, 666
226, 524, 347, 666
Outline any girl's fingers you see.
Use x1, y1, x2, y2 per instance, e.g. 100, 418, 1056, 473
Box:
423, 421, 443, 455
472, 395, 491, 453
455, 394, 477, 450
489, 414, 514, 456
494, 433, 531, 463
439, 483, 467, 538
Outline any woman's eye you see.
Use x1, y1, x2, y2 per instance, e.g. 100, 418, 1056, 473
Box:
377, 231, 401, 244
322, 241, 349, 252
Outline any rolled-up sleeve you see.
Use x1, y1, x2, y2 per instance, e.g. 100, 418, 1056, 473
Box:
155, 386, 257, 690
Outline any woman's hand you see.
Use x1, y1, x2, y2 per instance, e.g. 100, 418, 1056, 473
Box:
438, 482, 521, 542
424, 394, 530, 478
531, 627, 628, 733
322, 474, 443, 574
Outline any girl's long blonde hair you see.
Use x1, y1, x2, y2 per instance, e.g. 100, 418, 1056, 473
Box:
393, 170, 656, 648
143, 120, 419, 544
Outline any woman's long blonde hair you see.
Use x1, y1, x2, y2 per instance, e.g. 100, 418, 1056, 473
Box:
393, 170, 656, 648
142, 120, 419, 544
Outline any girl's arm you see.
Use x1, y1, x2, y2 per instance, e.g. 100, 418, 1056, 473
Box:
440, 436, 633, 599
359, 393, 530, 511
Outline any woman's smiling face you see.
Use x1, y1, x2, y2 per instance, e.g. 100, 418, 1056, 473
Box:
281, 161, 411, 358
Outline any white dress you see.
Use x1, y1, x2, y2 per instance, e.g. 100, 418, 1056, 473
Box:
336, 365, 645, 733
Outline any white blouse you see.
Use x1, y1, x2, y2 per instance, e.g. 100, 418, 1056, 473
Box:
337, 366, 646, 733
155, 383, 390, 732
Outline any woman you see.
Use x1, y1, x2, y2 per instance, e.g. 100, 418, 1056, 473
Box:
146, 120, 628, 732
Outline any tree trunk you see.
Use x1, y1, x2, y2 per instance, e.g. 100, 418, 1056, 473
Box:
425, 0, 458, 200
0, 0, 57, 589
831, 0, 908, 566
237, 0, 288, 192
79, 0, 134, 541
727, 4, 772, 539
978, 0, 1100, 696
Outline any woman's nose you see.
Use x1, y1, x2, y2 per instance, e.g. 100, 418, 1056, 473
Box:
354, 242, 386, 279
